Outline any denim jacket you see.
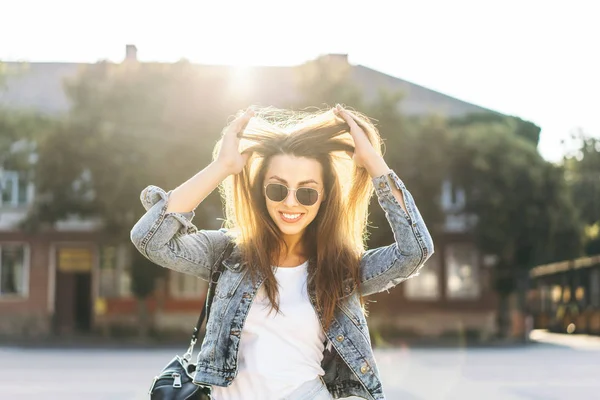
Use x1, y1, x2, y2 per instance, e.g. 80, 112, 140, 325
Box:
130, 170, 434, 400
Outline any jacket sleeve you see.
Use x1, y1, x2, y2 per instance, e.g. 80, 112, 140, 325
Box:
359, 171, 435, 297
129, 185, 230, 281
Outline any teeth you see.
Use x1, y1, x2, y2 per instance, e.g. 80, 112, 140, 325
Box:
282, 213, 301, 220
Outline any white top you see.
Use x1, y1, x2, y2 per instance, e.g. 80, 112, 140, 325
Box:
211, 260, 326, 400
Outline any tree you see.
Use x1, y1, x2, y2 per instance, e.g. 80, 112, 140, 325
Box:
364, 90, 449, 247
0, 109, 51, 208
563, 130, 600, 255
450, 112, 542, 146
294, 56, 583, 338
448, 120, 583, 336
26, 60, 249, 336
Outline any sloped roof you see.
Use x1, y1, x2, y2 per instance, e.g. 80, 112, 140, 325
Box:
0, 58, 497, 117
0, 62, 79, 113
351, 65, 498, 117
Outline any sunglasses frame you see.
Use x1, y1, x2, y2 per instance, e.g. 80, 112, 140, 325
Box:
263, 183, 323, 206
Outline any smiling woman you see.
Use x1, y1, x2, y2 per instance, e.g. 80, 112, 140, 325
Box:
130, 105, 434, 400
263, 155, 324, 257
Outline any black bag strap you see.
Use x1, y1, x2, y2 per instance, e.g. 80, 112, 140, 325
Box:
183, 240, 234, 361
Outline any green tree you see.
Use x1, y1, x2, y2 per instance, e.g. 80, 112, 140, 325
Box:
293, 56, 582, 339
26, 60, 246, 336
0, 109, 51, 207
563, 130, 600, 255
365, 90, 448, 247
448, 120, 583, 336
450, 112, 542, 146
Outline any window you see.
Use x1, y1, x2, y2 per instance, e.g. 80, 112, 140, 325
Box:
99, 244, 132, 298
170, 271, 208, 299
405, 252, 441, 300
446, 243, 480, 299
0, 171, 30, 207
441, 179, 466, 211
0, 243, 29, 297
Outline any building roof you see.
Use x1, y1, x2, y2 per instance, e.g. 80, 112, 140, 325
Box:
0, 56, 499, 118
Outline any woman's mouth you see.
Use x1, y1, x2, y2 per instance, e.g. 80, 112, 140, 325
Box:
279, 212, 305, 223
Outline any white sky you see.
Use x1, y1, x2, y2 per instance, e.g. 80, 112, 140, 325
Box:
1, 0, 598, 162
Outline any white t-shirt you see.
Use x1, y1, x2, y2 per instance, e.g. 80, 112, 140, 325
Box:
211, 260, 326, 400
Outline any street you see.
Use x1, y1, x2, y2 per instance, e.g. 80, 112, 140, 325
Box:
1, 331, 599, 400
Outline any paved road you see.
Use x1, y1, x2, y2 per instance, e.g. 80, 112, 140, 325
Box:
1, 331, 599, 400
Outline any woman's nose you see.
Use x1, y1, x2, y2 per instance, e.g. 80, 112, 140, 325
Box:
283, 189, 299, 207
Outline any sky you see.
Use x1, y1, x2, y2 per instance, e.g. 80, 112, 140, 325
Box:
1, 0, 598, 162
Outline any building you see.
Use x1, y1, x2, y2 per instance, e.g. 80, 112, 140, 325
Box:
0, 45, 499, 339
528, 255, 600, 335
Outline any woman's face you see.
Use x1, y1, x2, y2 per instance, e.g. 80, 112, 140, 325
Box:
263, 154, 325, 239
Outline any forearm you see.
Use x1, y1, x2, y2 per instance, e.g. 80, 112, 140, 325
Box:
166, 161, 230, 214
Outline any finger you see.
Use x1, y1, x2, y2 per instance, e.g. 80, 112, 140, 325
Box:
235, 109, 254, 130
335, 105, 363, 132
227, 109, 254, 137
236, 116, 252, 138
335, 106, 370, 145
241, 150, 253, 164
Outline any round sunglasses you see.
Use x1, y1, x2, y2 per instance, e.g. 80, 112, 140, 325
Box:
264, 183, 322, 206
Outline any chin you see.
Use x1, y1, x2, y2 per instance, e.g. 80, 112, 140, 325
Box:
275, 223, 306, 237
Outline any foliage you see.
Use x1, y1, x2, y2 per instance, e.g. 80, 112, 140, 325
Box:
447, 120, 583, 292
28, 61, 242, 236
27, 61, 251, 300
563, 130, 600, 255
365, 93, 448, 247
449, 112, 542, 146
0, 110, 52, 207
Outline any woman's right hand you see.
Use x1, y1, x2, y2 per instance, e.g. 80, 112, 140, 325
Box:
216, 109, 254, 175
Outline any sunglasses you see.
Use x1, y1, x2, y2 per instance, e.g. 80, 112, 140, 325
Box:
264, 183, 322, 206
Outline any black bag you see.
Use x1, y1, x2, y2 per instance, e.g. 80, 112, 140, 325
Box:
149, 242, 234, 400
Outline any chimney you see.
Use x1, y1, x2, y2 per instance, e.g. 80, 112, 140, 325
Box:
328, 53, 348, 63
125, 44, 138, 62
321, 53, 349, 63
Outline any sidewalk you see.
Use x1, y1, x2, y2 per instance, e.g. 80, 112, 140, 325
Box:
529, 329, 600, 350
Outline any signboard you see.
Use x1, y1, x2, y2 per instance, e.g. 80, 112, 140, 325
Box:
57, 248, 93, 273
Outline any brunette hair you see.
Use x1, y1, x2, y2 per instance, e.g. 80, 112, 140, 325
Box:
213, 107, 382, 330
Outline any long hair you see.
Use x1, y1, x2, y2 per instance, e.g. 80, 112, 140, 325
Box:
213, 107, 383, 331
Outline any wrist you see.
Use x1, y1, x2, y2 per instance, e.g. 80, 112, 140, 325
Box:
211, 159, 235, 179
364, 156, 391, 178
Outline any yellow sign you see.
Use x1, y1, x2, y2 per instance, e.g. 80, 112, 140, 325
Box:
58, 248, 93, 272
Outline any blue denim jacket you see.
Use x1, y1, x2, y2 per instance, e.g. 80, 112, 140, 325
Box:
130, 170, 434, 400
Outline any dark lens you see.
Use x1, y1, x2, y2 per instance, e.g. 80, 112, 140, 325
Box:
296, 188, 319, 206
265, 183, 288, 202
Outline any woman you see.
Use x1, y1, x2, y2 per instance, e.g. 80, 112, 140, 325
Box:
130, 105, 434, 400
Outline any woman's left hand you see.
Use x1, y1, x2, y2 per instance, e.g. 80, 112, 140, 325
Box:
334, 105, 385, 174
